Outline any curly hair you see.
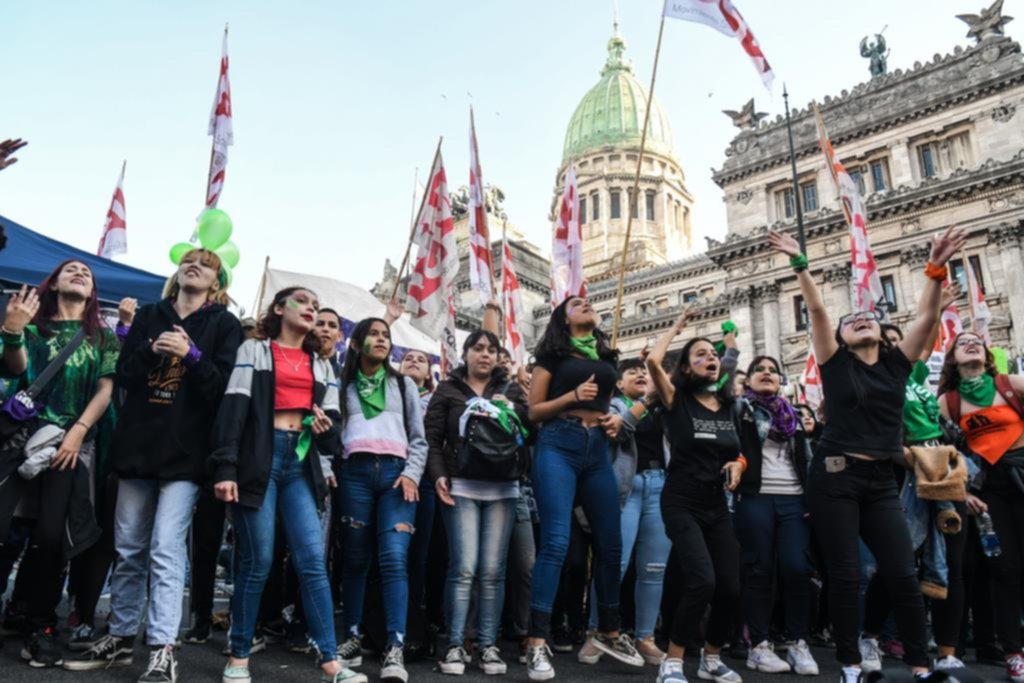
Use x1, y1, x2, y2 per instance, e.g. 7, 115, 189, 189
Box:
938, 331, 997, 395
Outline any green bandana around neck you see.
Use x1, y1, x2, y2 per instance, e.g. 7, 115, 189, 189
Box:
960, 373, 996, 407
570, 335, 599, 361
295, 414, 315, 462
700, 374, 731, 395
621, 395, 649, 420
356, 367, 388, 419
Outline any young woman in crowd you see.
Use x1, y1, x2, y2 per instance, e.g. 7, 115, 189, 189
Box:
65, 249, 242, 683
0, 261, 117, 669
578, 357, 671, 667
795, 404, 823, 450
939, 330, 1024, 682
336, 317, 427, 683
768, 226, 964, 682
209, 286, 363, 683
733, 355, 819, 676
425, 329, 530, 676
523, 296, 643, 681
646, 312, 745, 683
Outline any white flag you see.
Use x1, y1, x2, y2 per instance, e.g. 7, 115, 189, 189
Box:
97, 163, 127, 259
467, 107, 494, 306
206, 29, 233, 209
550, 165, 586, 307
501, 238, 526, 366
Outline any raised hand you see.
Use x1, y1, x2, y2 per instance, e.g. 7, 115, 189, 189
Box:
384, 297, 403, 324
940, 283, 961, 310
929, 225, 967, 267
0, 139, 27, 171
3, 286, 39, 334
118, 298, 138, 326
768, 230, 802, 258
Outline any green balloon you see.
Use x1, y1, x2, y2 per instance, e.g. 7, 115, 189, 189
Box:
170, 242, 194, 265
197, 209, 233, 250
215, 240, 240, 269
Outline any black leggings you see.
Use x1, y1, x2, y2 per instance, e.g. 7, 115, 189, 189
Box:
864, 501, 967, 649
980, 478, 1024, 654
190, 489, 226, 620
807, 454, 929, 668
69, 474, 119, 627
660, 478, 740, 649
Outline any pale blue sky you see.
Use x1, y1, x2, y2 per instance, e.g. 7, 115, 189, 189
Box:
0, 1, 984, 312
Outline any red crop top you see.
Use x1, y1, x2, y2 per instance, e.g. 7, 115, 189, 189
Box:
272, 342, 313, 410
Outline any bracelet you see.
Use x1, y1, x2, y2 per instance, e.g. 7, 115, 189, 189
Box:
2, 332, 25, 349
484, 303, 503, 313
736, 454, 749, 473
789, 254, 809, 272
924, 261, 948, 282
74, 420, 91, 431
574, 388, 581, 402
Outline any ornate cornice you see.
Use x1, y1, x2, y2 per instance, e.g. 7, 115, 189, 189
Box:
900, 243, 932, 267
823, 263, 852, 284
991, 220, 1024, 246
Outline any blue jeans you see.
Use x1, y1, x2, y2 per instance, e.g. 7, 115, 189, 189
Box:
442, 496, 515, 647
733, 493, 813, 645
528, 419, 622, 638
340, 453, 416, 646
587, 470, 671, 639
230, 431, 337, 662
108, 478, 199, 646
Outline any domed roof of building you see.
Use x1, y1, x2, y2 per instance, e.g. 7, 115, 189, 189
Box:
562, 26, 676, 164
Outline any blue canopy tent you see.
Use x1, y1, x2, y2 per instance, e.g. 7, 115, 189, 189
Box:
0, 214, 166, 305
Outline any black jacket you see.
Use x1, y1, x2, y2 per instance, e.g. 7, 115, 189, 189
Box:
111, 300, 242, 482
210, 339, 341, 510
424, 367, 530, 484
734, 396, 811, 496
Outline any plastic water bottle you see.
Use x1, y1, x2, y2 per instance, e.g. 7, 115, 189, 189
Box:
979, 512, 1002, 558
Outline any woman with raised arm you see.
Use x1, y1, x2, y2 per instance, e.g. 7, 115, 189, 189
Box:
767, 226, 964, 682
522, 296, 643, 681
938, 331, 1024, 683
645, 312, 746, 683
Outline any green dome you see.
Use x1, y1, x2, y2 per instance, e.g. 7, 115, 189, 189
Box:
562, 29, 675, 164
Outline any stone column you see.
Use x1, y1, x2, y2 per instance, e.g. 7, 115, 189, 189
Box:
823, 264, 853, 321
994, 223, 1024, 350
729, 288, 756, 361
758, 282, 783, 361
899, 243, 932, 313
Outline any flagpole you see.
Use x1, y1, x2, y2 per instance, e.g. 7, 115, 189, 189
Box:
500, 218, 508, 345
195, 23, 229, 243
783, 84, 807, 254
611, 14, 666, 348
392, 137, 443, 301
960, 248, 979, 332
253, 255, 270, 315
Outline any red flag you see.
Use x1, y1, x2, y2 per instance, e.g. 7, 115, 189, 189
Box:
97, 162, 127, 259
936, 280, 964, 353
814, 106, 884, 313
801, 347, 823, 411
501, 238, 526, 367
467, 107, 494, 305
551, 165, 586, 307
205, 28, 233, 209
965, 256, 992, 344
406, 146, 458, 338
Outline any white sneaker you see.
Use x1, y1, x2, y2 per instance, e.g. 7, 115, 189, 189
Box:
658, 658, 688, 683
933, 654, 965, 671
698, 649, 743, 683
839, 665, 863, 683
439, 645, 467, 675
577, 633, 602, 665
786, 640, 819, 676
857, 637, 882, 673
745, 641, 791, 673
478, 646, 507, 675
525, 644, 555, 681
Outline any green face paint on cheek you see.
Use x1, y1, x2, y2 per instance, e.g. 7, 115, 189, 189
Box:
286, 299, 301, 310
362, 338, 374, 354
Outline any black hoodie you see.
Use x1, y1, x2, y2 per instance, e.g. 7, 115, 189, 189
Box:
111, 299, 242, 482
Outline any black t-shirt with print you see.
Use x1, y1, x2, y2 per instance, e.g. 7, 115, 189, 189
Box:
665, 392, 739, 483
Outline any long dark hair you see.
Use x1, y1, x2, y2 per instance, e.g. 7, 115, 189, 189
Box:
339, 317, 404, 426
534, 297, 618, 365
33, 259, 104, 342
745, 355, 782, 396
258, 287, 320, 355
671, 336, 733, 408
938, 331, 997, 395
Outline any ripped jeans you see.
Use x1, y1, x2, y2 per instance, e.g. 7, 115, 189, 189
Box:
734, 492, 813, 645
588, 469, 671, 639
339, 453, 416, 647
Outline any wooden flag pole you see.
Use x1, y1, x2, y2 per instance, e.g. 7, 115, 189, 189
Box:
195, 23, 229, 243
500, 218, 508, 344
611, 15, 666, 348
392, 137, 443, 301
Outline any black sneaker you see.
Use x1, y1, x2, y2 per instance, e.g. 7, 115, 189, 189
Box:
261, 620, 287, 642
21, 627, 64, 668
69, 623, 98, 652
478, 645, 508, 675
439, 645, 468, 675
63, 633, 134, 671
337, 636, 363, 668
552, 624, 573, 653
183, 616, 212, 644
139, 645, 177, 683
381, 645, 408, 682
286, 619, 312, 654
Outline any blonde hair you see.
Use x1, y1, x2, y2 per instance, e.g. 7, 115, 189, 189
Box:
162, 249, 230, 305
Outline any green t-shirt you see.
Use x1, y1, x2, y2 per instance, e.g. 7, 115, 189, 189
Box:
20, 321, 119, 428
902, 360, 943, 444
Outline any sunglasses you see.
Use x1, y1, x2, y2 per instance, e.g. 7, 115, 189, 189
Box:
752, 365, 780, 376
839, 310, 883, 327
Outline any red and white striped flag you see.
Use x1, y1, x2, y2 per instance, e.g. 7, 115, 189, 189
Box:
801, 347, 823, 411
663, 0, 774, 91
551, 165, 586, 308
814, 106, 885, 314
205, 28, 233, 209
467, 107, 494, 306
440, 292, 460, 378
501, 238, 526, 367
935, 279, 964, 353
97, 162, 127, 259
965, 256, 992, 344
406, 146, 458, 338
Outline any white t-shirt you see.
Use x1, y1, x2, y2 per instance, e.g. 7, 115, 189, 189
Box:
759, 438, 803, 495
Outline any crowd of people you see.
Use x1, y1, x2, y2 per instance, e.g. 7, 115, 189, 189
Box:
0, 225, 1022, 683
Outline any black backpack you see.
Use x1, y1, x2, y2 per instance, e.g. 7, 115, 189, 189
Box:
454, 380, 524, 482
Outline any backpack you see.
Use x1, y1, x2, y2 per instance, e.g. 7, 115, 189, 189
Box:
454, 380, 524, 482
946, 374, 1024, 424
